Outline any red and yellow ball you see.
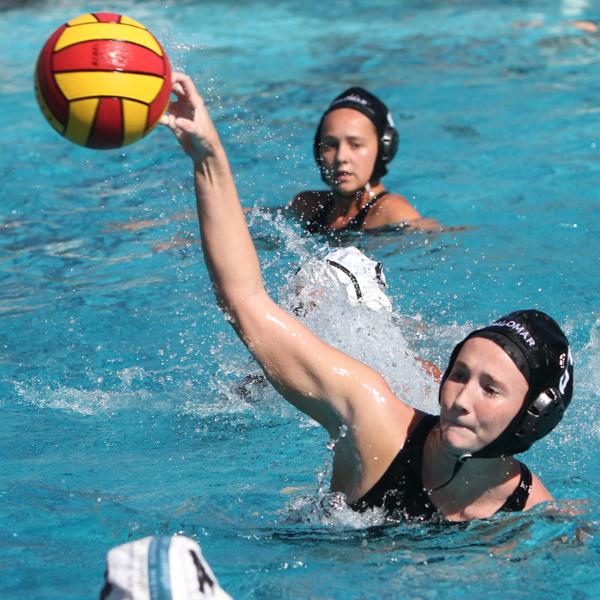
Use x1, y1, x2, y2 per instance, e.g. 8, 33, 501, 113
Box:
35, 12, 172, 149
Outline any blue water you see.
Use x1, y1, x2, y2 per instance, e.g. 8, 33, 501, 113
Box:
1, 0, 599, 597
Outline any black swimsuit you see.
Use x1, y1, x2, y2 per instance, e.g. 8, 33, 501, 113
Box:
305, 191, 389, 234
350, 414, 533, 521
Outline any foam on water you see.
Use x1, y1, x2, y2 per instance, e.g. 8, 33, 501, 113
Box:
14, 383, 148, 415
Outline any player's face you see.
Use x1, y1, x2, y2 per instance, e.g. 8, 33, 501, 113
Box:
318, 108, 379, 195
439, 337, 528, 456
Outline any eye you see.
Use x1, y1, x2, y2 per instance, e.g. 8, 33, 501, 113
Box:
320, 138, 337, 150
448, 367, 468, 383
483, 384, 500, 397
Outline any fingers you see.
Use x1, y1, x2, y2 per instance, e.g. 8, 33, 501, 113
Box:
159, 111, 191, 137
172, 81, 185, 96
159, 113, 190, 140
159, 111, 178, 130
159, 71, 200, 129
174, 117, 196, 134
171, 71, 204, 107
159, 71, 220, 160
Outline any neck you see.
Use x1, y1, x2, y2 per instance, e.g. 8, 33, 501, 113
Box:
331, 182, 385, 210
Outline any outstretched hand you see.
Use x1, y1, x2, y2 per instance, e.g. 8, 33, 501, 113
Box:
160, 72, 221, 163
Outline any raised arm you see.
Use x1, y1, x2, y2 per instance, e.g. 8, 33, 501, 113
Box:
160, 74, 417, 498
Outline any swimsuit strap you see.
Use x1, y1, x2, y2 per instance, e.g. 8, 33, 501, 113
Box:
407, 413, 439, 467
306, 191, 390, 233
345, 190, 389, 231
498, 461, 533, 512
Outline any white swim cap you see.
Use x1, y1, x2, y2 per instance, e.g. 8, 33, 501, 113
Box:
99, 535, 231, 600
324, 246, 392, 312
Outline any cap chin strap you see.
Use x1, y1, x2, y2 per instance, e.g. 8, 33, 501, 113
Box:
430, 452, 472, 493
364, 182, 377, 201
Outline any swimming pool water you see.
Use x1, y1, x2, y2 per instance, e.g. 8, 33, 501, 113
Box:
1, 0, 599, 597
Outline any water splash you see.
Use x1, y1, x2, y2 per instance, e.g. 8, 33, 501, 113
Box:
14, 380, 150, 415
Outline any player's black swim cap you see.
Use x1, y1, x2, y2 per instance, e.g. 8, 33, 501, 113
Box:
441, 309, 574, 458
313, 87, 399, 185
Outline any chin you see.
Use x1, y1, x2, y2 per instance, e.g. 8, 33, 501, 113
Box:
333, 186, 356, 196
440, 426, 480, 457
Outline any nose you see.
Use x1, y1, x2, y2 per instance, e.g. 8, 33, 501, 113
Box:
446, 379, 474, 415
335, 141, 350, 165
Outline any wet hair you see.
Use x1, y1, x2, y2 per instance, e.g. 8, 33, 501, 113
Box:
441, 309, 574, 459
313, 87, 399, 185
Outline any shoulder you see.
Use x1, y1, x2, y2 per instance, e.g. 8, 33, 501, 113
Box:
378, 193, 422, 219
373, 193, 446, 231
344, 366, 421, 444
362, 192, 422, 228
524, 470, 554, 510
343, 374, 428, 494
